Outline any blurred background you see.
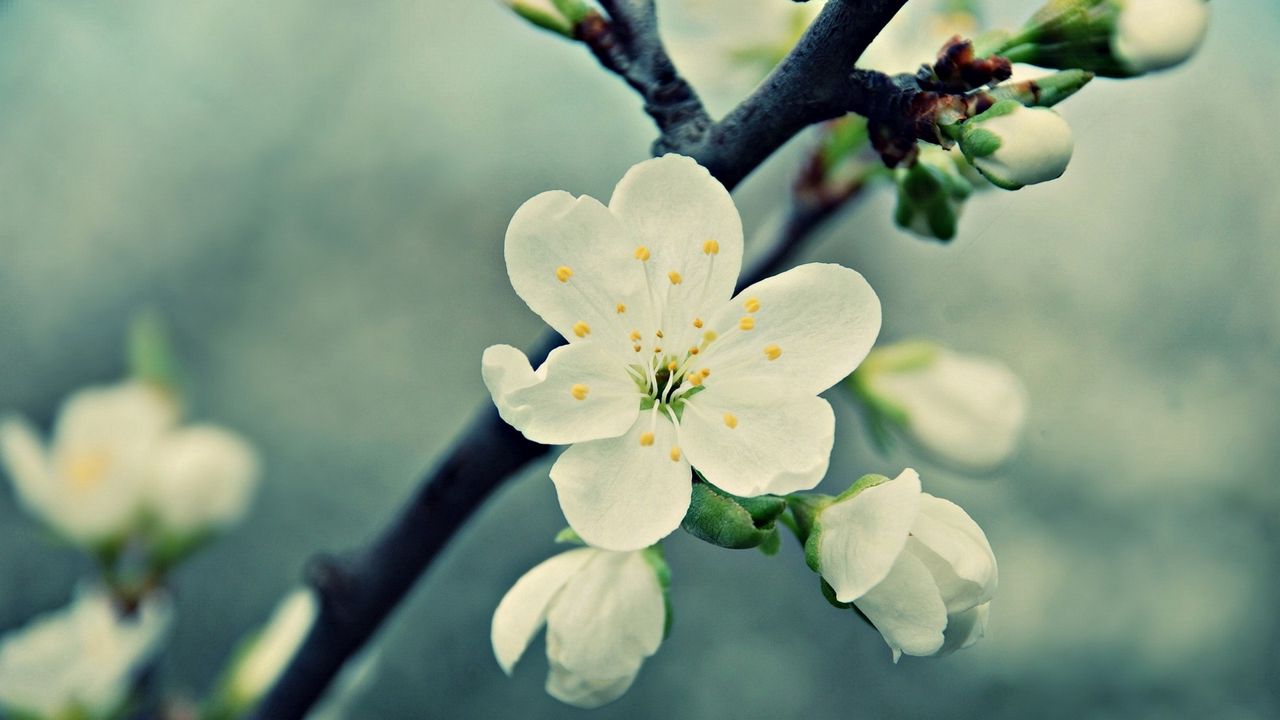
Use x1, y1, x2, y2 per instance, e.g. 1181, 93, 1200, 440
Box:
0, 1, 1277, 718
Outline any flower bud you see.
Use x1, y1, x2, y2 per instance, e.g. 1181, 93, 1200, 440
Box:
806, 469, 997, 661
1002, 0, 1209, 78
492, 546, 669, 708
893, 146, 974, 241
851, 341, 1028, 473
503, 0, 589, 38
952, 100, 1074, 190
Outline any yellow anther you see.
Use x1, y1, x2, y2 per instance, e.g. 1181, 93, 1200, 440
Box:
66, 451, 110, 492
700, 368, 711, 378
570, 384, 589, 401
669, 446, 682, 462
555, 266, 573, 283
702, 239, 720, 255
634, 246, 651, 261
689, 373, 704, 387
616, 303, 626, 314
693, 318, 703, 329
640, 432, 655, 447
723, 412, 738, 429
633, 344, 642, 352
744, 297, 761, 313
630, 330, 642, 341
655, 330, 664, 339
572, 321, 591, 338
667, 361, 678, 373
668, 271, 683, 285
689, 347, 700, 356
703, 330, 718, 342
764, 344, 782, 361
739, 316, 756, 331
653, 347, 663, 353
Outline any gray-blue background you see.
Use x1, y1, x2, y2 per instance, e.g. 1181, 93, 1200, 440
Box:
0, 1, 1276, 718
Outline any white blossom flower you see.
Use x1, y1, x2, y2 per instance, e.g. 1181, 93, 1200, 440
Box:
146, 424, 260, 540
491, 547, 667, 708
483, 155, 881, 550
224, 589, 318, 710
0, 587, 172, 720
810, 469, 997, 660
955, 101, 1074, 190
854, 341, 1028, 472
1, 382, 179, 546
1, 380, 260, 548
1112, 0, 1209, 75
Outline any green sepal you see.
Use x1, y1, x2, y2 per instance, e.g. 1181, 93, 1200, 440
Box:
959, 127, 1002, 161
554, 527, 585, 545
641, 544, 674, 640
756, 527, 782, 557
987, 69, 1095, 108
680, 481, 783, 550
784, 493, 831, 558
127, 309, 182, 392
549, 0, 590, 24
800, 475, 890, 575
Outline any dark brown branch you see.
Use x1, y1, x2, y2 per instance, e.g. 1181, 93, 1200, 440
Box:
248, 3, 908, 718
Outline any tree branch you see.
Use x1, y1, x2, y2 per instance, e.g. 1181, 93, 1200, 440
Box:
248, 3, 907, 718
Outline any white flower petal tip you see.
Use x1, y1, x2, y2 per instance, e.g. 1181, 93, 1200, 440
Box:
1114, 0, 1209, 75
0, 587, 172, 719
148, 425, 261, 536
959, 102, 1074, 191
812, 469, 997, 659
858, 343, 1029, 473
489, 157, 882, 548
226, 589, 319, 707
492, 548, 667, 708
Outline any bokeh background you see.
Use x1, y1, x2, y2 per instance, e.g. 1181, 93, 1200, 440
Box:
1, 1, 1277, 718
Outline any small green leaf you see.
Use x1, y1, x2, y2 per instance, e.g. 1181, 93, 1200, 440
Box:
681, 482, 776, 550
127, 309, 181, 391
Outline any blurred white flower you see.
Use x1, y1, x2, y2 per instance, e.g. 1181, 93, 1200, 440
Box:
483, 155, 880, 550
854, 341, 1028, 472
811, 469, 997, 660
1, 380, 260, 549
1112, 0, 1209, 75
0, 587, 172, 720
955, 100, 1074, 190
492, 547, 667, 708
1, 382, 178, 546
224, 588, 318, 710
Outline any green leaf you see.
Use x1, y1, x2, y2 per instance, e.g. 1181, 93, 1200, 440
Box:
127, 309, 182, 391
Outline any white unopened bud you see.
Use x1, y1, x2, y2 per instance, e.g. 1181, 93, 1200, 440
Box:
956, 101, 1074, 191
1112, 0, 1209, 75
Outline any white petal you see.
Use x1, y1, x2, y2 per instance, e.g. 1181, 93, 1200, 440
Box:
481, 343, 640, 446
549, 417, 691, 551
146, 425, 261, 535
505, 189, 656, 357
0, 417, 56, 518
854, 550, 948, 660
490, 548, 595, 676
908, 494, 998, 612
51, 382, 179, 455
818, 469, 921, 603
228, 589, 318, 705
608, 154, 744, 351
544, 661, 637, 709
679, 384, 834, 497
698, 263, 881, 399
937, 602, 990, 656
866, 349, 1028, 472
970, 106, 1073, 190
545, 551, 664, 679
